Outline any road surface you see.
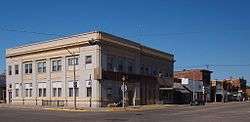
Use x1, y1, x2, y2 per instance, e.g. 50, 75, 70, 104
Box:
0, 102, 250, 122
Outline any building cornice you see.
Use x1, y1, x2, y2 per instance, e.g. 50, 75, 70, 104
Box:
6, 31, 174, 61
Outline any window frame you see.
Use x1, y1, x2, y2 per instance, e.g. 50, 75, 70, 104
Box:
57, 88, 62, 97
107, 56, 114, 71
68, 56, 79, 66
52, 88, 57, 97
8, 65, 12, 75
14, 65, 19, 75
85, 55, 92, 64
68, 88, 73, 97
87, 87, 92, 97
37, 61, 46, 73
15, 89, 19, 97
24, 63, 32, 74
52, 59, 62, 72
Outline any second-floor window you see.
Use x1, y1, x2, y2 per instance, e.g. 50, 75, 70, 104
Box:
127, 60, 133, 73
52, 60, 62, 71
85, 55, 92, 64
14, 65, 19, 75
117, 57, 124, 72
24, 63, 32, 74
68, 57, 79, 66
8, 65, 12, 75
107, 56, 114, 71
37, 61, 46, 73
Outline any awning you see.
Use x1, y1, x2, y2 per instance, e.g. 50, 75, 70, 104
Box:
160, 83, 191, 94
158, 77, 173, 87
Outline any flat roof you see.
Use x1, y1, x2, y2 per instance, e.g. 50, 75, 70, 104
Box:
6, 31, 174, 59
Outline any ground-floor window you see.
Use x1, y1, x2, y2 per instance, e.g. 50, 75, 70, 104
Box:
24, 83, 32, 97
52, 81, 62, 97
69, 88, 79, 97
58, 88, 62, 97
69, 88, 73, 97
53, 88, 57, 97
38, 88, 46, 97
87, 87, 92, 97
52, 88, 62, 97
15, 89, 19, 97
68, 81, 79, 97
25, 89, 32, 97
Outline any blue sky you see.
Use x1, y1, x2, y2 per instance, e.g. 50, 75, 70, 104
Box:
0, 0, 250, 84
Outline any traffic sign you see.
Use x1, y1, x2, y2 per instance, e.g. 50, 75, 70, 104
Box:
121, 84, 127, 92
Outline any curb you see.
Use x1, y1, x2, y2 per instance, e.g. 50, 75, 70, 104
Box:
0, 104, 175, 113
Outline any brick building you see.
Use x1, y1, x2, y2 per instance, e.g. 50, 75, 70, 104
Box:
222, 78, 247, 101
211, 78, 247, 102
174, 69, 213, 101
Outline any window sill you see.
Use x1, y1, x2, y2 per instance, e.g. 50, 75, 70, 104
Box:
24, 74, 32, 75
51, 71, 62, 73
37, 72, 46, 74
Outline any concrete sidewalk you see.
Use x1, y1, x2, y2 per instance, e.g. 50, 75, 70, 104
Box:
2, 102, 246, 113
0, 103, 176, 112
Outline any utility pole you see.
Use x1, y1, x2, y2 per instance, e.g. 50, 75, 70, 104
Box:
65, 48, 77, 110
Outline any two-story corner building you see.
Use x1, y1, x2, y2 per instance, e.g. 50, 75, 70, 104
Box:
6, 31, 174, 108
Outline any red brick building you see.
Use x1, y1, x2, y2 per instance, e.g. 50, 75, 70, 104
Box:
174, 69, 213, 101
222, 78, 247, 101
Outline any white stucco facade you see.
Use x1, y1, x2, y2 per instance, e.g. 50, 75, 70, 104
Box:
6, 31, 174, 108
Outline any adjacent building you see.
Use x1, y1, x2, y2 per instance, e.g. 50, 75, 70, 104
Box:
222, 78, 246, 102
6, 31, 174, 108
181, 78, 204, 102
211, 80, 224, 102
211, 78, 247, 102
174, 69, 213, 102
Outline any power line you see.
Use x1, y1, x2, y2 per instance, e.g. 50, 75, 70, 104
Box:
2, 26, 250, 38
0, 26, 65, 37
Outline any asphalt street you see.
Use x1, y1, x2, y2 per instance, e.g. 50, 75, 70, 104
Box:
0, 102, 250, 122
